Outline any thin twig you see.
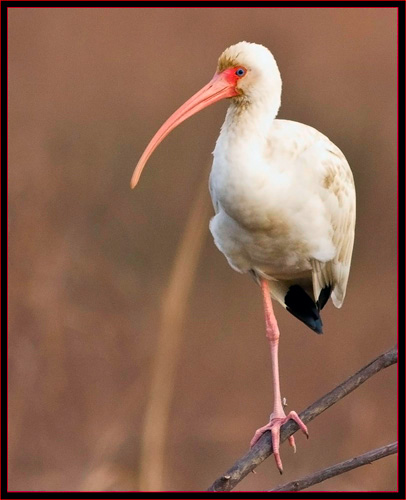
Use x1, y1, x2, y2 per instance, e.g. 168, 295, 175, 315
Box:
270, 442, 397, 491
207, 345, 397, 492
139, 174, 211, 491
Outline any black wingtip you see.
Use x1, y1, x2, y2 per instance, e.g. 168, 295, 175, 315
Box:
285, 285, 325, 334
317, 285, 332, 311
312, 318, 324, 335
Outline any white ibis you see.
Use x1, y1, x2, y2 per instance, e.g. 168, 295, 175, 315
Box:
131, 41, 356, 474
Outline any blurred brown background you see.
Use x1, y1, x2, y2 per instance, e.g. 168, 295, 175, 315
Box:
8, 7, 397, 492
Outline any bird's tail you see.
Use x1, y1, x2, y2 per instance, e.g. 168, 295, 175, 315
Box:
268, 280, 331, 334
284, 284, 326, 334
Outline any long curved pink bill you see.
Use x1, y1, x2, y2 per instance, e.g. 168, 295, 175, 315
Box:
130, 72, 237, 189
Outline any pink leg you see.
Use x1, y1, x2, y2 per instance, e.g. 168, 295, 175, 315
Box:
250, 279, 309, 474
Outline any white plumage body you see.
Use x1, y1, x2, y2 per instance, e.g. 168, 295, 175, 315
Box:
209, 94, 355, 311
131, 40, 356, 321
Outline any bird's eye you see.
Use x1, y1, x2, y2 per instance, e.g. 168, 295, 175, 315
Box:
235, 67, 246, 78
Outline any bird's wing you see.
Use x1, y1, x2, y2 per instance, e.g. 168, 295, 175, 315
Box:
310, 143, 356, 309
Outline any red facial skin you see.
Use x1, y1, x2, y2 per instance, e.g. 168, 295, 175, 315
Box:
221, 66, 247, 87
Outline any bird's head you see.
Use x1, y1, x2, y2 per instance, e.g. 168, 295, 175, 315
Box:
216, 41, 282, 105
131, 42, 281, 188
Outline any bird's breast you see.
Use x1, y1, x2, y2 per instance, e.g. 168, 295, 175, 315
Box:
208, 133, 335, 277
210, 140, 293, 232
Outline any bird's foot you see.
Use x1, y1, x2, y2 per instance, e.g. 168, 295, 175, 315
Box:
249, 410, 309, 474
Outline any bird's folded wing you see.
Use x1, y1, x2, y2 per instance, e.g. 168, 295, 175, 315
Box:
311, 144, 356, 309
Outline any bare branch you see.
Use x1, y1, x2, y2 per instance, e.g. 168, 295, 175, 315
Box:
207, 345, 397, 492
270, 442, 397, 491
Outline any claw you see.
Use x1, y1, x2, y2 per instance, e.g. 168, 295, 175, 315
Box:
274, 450, 283, 473
287, 411, 309, 438
250, 425, 271, 448
271, 425, 282, 472
288, 435, 296, 453
250, 410, 308, 473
